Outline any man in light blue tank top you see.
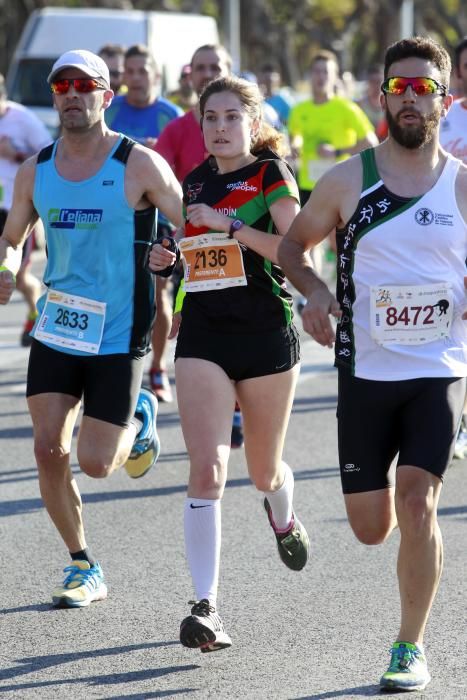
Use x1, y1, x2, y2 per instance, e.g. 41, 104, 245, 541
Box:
278, 37, 467, 693
0, 49, 183, 609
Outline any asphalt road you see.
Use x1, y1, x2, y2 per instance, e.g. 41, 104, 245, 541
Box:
0, 261, 466, 699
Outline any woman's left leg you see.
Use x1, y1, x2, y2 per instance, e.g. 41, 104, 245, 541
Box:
236, 365, 309, 570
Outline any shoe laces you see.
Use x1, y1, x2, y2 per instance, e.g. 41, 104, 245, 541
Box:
278, 519, 302, 551
388, 644, 421, 672
63, 564, 99, 589
189, 599, 216, 616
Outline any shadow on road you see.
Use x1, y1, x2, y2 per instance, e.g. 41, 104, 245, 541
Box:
292, 684, 384, 698
0, 466, 341, 517
0, 641, 199, 696
292, 395, 337, 415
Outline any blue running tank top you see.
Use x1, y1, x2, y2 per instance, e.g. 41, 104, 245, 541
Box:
32, 135, 156, 357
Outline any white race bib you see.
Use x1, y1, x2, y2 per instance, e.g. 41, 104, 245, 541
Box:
370, 283, 453, 345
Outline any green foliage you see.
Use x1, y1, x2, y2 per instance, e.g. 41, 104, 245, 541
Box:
2, 0, 466, 82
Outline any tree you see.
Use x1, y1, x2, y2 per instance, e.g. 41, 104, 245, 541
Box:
1, 0, 466, 85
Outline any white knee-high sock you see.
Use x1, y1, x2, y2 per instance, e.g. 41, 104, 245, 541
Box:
184, 498, 221, 608
263, 463, 294, 531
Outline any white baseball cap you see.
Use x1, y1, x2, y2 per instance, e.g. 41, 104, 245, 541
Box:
47, 49, 110, 87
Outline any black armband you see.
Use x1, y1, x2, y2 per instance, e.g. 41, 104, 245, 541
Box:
151, 236, 181, 278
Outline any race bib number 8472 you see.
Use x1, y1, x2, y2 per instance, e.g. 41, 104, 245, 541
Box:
370, 283, 453, 345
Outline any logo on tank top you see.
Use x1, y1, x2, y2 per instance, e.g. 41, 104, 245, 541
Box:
48, 208, 103, 230
414, 207, 453, 227
415, 207, 434, 226
226, 180, 258, 192
186, 182, 204, 202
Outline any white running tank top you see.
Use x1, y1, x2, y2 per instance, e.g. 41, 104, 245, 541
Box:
335, 148, 467, 380
440, 100, 467, 164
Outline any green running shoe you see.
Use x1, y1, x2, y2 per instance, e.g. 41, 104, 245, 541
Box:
264, 498, 309, 571
380, 642, 431, 691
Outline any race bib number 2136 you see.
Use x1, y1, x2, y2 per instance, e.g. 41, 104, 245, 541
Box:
180, 232, 247, 292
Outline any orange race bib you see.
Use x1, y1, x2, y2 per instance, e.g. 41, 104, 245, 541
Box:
179, 232, 247, 292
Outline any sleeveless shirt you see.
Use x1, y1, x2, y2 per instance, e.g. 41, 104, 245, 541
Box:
335, 148, 467, 379
32, 136, 156, 357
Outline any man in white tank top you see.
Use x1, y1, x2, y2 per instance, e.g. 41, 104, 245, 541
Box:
440, 37, 467, 458
279, 37, 467, 693
440, 36, 467, 165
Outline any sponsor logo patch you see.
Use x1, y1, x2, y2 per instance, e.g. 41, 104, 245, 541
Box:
48, 208, 103, 230
343, 463, 360, 472
226, 180, 258, 192
186, 182, 204, 202
415, 208, 454, 227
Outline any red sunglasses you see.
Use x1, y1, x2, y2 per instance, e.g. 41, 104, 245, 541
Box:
381, 76, 447, 97
50, 78, 107, 95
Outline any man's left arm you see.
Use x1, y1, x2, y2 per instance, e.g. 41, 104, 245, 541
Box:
145, 150, 184, 227
128, 147, 183, 227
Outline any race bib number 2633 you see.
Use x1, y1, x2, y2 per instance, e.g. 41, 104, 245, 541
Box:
33, 290, 106, 354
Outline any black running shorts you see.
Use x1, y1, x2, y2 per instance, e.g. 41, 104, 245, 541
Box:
337, 368, 466, 494
175, 323, 300, 381
26, 340, 145, 427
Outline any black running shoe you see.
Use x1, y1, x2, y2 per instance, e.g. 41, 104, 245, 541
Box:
264, 498, 309, 571
231, 408, 244, 449
180, 599, 232, 653
231, 423, 244, 449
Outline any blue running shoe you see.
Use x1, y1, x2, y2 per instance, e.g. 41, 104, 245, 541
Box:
380, 642, 431, 691
52, 561, 107, 608
124, 387, 160, 478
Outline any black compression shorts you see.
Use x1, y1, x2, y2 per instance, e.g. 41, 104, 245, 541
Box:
337, 368, 466, 494
175, 323, 300, 382
26, 339, 145, 427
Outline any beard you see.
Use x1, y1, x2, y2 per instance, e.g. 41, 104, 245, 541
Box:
386, 103, 442, 149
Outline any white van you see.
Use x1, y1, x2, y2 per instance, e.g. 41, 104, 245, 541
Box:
6, 7, 219, 134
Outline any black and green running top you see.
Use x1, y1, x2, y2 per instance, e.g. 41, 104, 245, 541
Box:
181, 149, 300, 333
335, 148, 420, 374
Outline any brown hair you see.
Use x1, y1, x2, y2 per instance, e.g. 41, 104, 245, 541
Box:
384, 36, 451, 86
191, 44, 232, 72
310, 50, 339, 70
98, 44, 125, 59
199, 76, 287, 156
125, 44, 159, 73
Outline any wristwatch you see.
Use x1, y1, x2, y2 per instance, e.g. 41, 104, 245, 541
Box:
228, 218, 244, 239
